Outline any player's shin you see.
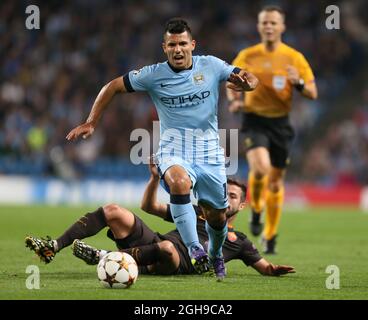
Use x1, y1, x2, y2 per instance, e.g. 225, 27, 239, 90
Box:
249, 171, 268, 213
170, 194, 202, 251
56, 207, 107, 251
205, 221, 227, 259
264, 186, 284, 240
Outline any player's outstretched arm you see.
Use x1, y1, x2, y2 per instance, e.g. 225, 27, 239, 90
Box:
66, 77, 127, 141
252, 258, 295, 276
227, 69, 259, 92
140, 157, 169, 219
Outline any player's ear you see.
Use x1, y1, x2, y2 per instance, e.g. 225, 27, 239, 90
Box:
162, 42, 167, 54
191, 39, 196, 51
256, 13, 263, 34
280, 22, 286, 34
256, 21, 262, 34
239, 201, 247, 211
280, 15, 286, 34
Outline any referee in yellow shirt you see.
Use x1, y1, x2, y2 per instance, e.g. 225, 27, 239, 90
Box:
227, 5, 318, 254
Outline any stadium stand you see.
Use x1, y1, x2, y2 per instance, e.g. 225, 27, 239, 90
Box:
0, 0, 367, 185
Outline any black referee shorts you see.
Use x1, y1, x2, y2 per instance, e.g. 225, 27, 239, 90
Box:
241, 112, 295, 169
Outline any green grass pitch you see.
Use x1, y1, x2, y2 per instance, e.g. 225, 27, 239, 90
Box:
0, 205, 367, 300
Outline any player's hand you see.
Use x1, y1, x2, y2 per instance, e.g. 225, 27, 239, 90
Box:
228, 99, 244, 113
148, 155, 160, 180
227, 71, 258, 92
66, 122, 95, 141
286, 65, 300, 85
269, 264, 296, 276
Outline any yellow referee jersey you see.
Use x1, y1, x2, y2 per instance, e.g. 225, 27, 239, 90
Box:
232, 43, 315, 117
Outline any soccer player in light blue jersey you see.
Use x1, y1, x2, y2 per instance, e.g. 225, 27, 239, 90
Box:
66, 18, 258, 280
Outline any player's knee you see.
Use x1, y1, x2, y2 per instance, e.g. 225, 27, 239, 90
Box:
252, 165, 270, 179
103, 203, 126, 222
166, 176, 191, 194
249, 155, 270, 178
268, 176, 284, 193
158, 241, 176, 258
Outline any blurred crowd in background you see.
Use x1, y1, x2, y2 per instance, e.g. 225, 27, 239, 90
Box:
301, 91, 368, 186
1, 0, 367, 185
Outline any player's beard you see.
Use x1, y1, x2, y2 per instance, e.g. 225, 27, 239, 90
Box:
226, 208, 238, 219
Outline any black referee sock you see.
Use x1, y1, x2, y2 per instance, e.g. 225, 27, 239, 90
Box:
56, 207, 107, 251
121, 243, 161, 266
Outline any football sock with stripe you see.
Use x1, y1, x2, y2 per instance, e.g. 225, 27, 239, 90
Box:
170, 194, 202, 253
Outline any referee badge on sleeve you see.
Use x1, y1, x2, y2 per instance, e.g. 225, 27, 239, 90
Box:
272, 75, 286, 90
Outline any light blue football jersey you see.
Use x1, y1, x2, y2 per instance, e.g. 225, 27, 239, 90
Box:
126, 55, 237, 164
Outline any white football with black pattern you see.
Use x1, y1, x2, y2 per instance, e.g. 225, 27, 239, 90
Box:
97, 251, 138, 289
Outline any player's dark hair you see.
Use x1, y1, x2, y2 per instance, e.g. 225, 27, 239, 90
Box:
259, 5, 285, 20
227, 178, 247, 202
164, 18, 192, 39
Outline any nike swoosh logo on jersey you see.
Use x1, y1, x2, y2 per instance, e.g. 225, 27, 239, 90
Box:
172, 214, 185, 220
160, 83, 172, 87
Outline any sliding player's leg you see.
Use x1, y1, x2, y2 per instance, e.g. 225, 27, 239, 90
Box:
26, 203, 135, 264
73, 239, 180, 275
25, 206, 108, 263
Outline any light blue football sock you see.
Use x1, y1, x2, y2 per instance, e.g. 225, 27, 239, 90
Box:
205, 221, 227, 259
170, 195, 202, 254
